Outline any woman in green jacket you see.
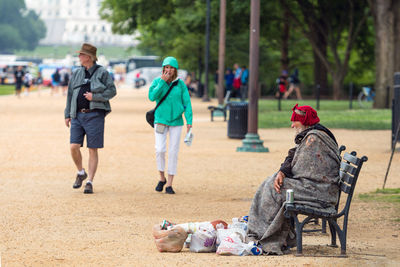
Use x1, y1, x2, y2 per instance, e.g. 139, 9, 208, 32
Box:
148, 57, 193, 194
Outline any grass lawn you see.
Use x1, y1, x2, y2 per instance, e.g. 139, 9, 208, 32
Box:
15, 45, 140, 60
0, 85, 43, 96
359, 188, 400, 222
257, 99, 391, 130
359, 188, 400, 203
0, 85, 16, 96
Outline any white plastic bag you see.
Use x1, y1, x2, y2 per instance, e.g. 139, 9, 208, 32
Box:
184, 128, 193, 146
189, 226, 217, 253
216, 228, 242, 248
175, 221, 214, 233
216, 231, 248, 256
216, 228, 263, 256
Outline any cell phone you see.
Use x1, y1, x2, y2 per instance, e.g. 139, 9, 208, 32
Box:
155, 124, 166, 134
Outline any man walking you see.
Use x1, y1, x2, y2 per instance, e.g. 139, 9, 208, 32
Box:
64, 43, 116, 194
14, 66, 25, 98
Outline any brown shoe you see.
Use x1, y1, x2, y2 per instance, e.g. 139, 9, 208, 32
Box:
84, 182, 93, 194
73, 171, 87, 189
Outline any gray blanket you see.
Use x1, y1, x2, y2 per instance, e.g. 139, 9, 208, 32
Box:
246, 129, 340, 255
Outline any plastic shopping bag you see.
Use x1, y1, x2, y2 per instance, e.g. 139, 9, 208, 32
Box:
189, 226, 217, 253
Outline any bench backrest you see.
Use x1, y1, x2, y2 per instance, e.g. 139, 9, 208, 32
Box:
223, 90, 231, 106
336, 151, 368, 217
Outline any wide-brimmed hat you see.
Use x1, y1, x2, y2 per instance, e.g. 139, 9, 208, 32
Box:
76, 43, 97, 61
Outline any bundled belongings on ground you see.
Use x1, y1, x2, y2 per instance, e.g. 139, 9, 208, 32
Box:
152, 216, 262, 256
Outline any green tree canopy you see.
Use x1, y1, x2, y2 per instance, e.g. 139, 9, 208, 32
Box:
101, 0, 374, 99
0, 0, 46, 53
100, 0, 308, 84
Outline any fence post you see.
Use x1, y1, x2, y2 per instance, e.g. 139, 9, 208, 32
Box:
386, 86, 390, 108
349, 82, 353, 109
316, 84, 320, 110
278, 91, 282, 111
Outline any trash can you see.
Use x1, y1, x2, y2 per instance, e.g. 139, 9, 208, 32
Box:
227, 102, 248, 139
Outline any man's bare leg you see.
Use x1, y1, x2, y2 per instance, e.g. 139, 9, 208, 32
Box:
88, 148, 98, 182
295, 86, 302, 100
70, 143, 83, 171
283, 85, 294, 99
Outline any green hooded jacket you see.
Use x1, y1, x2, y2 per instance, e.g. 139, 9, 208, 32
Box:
148, 77, 193, 126
148, 56, 192, 126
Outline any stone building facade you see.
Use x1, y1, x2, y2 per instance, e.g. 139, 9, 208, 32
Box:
25, 0, 135, 46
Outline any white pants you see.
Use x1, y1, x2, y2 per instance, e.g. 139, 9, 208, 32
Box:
154, 124, 183, 176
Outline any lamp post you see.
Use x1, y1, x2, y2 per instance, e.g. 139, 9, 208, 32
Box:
202, 0, 211, 102
217, 0, 226, 106
237, 0, 268, 152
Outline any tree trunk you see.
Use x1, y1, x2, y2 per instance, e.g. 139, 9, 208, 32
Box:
198, 47, 203, 88
311, 21, 328, 96
313, 51, 328, 95
332, 72, 344, 100
371, 0, 395, 108
282, 0, 368, 101
280, 6, 290, 72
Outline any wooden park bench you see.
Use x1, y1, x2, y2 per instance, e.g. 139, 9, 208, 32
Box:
284, 147, 368, 257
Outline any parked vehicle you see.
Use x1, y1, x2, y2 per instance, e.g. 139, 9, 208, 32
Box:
126, 67, 188, 89
126, 56, 161, 73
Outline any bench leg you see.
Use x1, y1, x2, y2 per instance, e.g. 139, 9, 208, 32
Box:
337, 227, 347, 256
223, 110, 226, 121
329, 219, 347, 256
328, 220, 338, 247
210, 110, 214, 121
322, 219, 327, 234
293, 215, 303, 256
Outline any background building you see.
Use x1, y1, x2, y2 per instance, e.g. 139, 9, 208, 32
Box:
25, 0, 136, 46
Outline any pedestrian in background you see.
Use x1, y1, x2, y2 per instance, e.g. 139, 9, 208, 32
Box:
61, 68, 70, 96
240, 65, 249, 101
224, 68, 234, 99
35, 71, 43, 96
64, 43, 116, 194
275, 70, 288, 99
51, 69, 61, 96
148, 56, 193, 194
23, 70, 32, 96
232, 63, 242, 99
283, 68, 302, 100
14, 66, 24, 98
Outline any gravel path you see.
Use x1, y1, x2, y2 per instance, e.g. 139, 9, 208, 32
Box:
0, 86, 399, 266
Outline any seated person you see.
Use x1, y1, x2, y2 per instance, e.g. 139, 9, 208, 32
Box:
246, 104, 340, 255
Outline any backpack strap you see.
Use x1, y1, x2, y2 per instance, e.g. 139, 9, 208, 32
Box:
88, 65, 100, 79
72, 65, 101, 89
